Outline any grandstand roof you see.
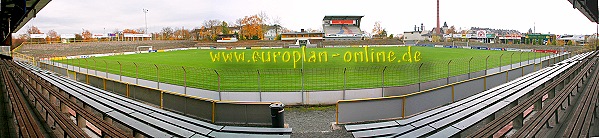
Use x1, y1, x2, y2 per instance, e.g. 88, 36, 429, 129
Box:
569, 0, 598, 22
323, 15, 365, 20
1, 0, 51, 48
323, 15, 364, 28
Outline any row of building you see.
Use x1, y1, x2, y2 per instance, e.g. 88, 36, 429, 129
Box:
216, 16, 367, 43
402, 22, 592, 45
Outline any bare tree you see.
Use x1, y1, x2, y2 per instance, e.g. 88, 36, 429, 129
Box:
235, 18, 243, 27
203, 19, 221, 40
272, 16, 281, 25
18, 34, 28, 39
271, 16, 282, 37
372, 21, 386, 38
235, 18, 244, 39
161, 27, 174, 40
47, 30, 58, 41
258, 11, 270, 25
258, 11, 271, 40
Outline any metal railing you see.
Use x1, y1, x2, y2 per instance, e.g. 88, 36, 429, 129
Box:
11, 52, 36, 66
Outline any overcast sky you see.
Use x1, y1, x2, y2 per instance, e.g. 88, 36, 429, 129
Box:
16, 0, 598, 35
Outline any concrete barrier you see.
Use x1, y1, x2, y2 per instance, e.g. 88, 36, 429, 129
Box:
486, 72, 507, 90
110, 79, 128, 96
454, 78, 485, 101
305, 91, 343, 105
75, 72, 86, 83
262, 92, 302, 105
383, 84, 419, 96
186, 97, 214, 121
214, 102, 272, 125
449, 74, 469, 84
337, 97, 403, 123
129, 85, 161, 106
421, 79, 448, 91
404, 86, 453, 116
88, 74, 104, 89
508, 68, 521, 81
345, 88, 381, 99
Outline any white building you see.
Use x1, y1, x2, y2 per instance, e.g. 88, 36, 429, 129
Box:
403, 23, 432, 41
263, 25, 283, 40
403, 31, 431, 41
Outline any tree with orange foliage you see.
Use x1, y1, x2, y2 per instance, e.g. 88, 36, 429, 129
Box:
174, 28, 191, 40
446, 26, 457, 34
27, 26, 42, 34
239, 14, 263, 40
122, 29, 138, 34
198, 26, 209, 40
75, 34, 83, 40
82, 30, 92, 40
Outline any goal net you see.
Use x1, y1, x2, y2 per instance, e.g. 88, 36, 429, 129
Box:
136, 46, 153, 53
452, 41, 470, 48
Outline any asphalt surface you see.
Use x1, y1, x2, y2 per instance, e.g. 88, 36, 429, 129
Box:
285, 106, 353, 138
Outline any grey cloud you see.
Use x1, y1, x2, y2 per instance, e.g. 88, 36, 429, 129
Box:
16, 0, 598, 35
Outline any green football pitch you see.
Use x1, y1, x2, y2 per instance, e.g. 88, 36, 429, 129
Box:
58, 46, 549, 92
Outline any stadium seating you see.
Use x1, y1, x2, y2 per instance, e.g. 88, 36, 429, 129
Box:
344, 52, 591, 137
324, 26, 340, 35
324, 25, 362, 35
347, 26, 361, 34
15, 61, 292, 138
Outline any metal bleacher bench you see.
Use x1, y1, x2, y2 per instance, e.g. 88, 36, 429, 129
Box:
561, 55, 599, 138
460, 53, 595, 137
16, 62, 292, 138
344, 52, 591, 138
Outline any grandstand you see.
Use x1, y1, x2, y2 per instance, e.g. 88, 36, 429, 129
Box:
16, 40, 196, 58
323, 15, 365, 41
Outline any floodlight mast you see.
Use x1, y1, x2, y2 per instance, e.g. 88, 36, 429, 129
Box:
143, 9, 149, 34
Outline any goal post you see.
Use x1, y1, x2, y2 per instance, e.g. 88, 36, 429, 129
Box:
136, 46, 153, 53
452, 41, 469, 47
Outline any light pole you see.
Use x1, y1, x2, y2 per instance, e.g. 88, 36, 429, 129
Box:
143, 9, 149, 34
81, 28, 84, 42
